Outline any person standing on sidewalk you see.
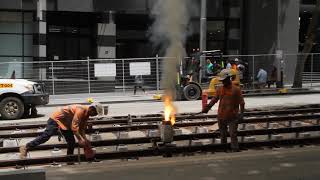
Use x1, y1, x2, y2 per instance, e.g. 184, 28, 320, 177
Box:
202, 69, 245, 152
133, 75, 146, 95
19, 103, 104, 159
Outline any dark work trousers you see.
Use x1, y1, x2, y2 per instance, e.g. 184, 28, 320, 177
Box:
218, 118, 239, 150
133, 85, 145, 95
26, 118, 76, 155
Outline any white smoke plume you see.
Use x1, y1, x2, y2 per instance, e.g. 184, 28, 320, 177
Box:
149, 0, 198, 95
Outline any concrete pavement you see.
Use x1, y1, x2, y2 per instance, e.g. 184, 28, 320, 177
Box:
45, 145, 320, 180
47, 91, 158, 106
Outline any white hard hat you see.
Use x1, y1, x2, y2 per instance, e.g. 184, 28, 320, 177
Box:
218, 69, 232, 81
90, 102, 104, 116
234, 58, 239, 62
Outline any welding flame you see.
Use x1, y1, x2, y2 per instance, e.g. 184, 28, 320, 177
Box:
163, 94, 176, 126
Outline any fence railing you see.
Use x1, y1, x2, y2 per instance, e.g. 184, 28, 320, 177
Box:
0, 53, 319, 95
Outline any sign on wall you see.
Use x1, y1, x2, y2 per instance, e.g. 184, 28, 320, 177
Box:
97, 46, 116, 59
94, 63, 116, 77
129, 62, 151, 76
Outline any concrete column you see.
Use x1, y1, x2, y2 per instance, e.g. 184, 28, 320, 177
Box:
227, 0, 241, 55
278, 0, 300, 84
97, 11, 116, 59
243, 0, 299, 83
33, 0, 47, 62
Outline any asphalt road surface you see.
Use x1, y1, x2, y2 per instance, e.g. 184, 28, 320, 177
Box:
46, 146, 320, 180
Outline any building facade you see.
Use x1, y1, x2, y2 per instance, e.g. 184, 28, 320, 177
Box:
0, 0, 315, 80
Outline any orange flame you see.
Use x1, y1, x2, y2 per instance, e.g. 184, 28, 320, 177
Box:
163, 94, 176, 126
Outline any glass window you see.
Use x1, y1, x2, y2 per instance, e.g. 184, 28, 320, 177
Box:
22, 57, 33, 79
0, 12, 22, 22
207, 0, 224, 18
0, 57, 22, 78
0, 22, 22, 33
0, 12, 22, 33
0, 34, 22, 56
23, 12, 34, 34
207, 21, 225, 41
24, 35, 33, 56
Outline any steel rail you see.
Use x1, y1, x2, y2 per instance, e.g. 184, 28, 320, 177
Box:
1, 114, 319, 139
1, 136, 320, 168
1, 124, 320, 154
0, 108, 320, 131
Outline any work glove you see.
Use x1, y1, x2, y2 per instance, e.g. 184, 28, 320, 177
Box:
202, 106, 211, 114
238, 113, 244, 122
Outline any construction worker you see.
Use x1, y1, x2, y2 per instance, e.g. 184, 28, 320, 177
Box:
19, 103, 104, 160
230, 68, 240, 87
202, 69, 245, 152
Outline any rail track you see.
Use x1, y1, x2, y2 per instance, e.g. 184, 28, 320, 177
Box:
0, 106, 320, 168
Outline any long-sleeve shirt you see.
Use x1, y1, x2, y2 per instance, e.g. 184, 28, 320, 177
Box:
257, 69, 267, 83
50, 105, 89, 134
208, 85, 245, 120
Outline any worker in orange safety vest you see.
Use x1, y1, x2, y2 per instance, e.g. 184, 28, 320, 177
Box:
19, 103, 104, 161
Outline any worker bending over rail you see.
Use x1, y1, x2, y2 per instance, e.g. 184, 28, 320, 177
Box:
202, 69, 245, 152
20, 103, 104, 160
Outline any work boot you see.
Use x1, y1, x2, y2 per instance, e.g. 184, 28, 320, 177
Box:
19, 145, 28, 159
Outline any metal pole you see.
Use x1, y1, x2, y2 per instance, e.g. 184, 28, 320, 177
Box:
252, 56, 255, 89
21, 0, 24, 77
87, 57, 91, 94
311, 54, 314, 87
51, 62, 55, 95
199, 0, 207, 83
156, 54, 160, 93
276, 53, 282, 88
122, 59, 125, 94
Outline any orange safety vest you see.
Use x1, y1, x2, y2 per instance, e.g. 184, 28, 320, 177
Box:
210, 85, 245, 120
50, 105, 89, 131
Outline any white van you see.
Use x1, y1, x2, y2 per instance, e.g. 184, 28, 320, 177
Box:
0, 79, 49, 120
